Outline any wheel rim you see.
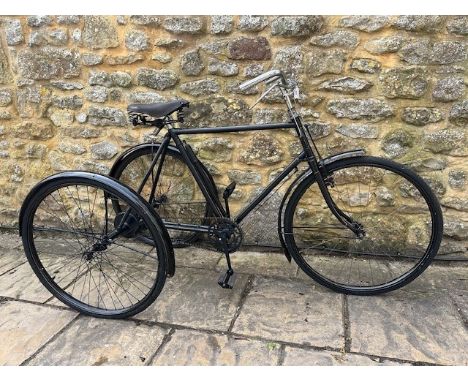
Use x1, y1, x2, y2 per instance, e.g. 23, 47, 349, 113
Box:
286, 160, 438, 292
115, 149, 209, 246
26, 181, 163, 315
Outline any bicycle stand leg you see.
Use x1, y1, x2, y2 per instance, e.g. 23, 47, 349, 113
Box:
218, 251, 236, 289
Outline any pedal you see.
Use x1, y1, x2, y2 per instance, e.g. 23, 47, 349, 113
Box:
223, 182, 236, 199
218, 270, 237, 289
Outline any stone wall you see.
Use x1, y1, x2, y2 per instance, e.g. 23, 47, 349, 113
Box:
0, 15, 466, 254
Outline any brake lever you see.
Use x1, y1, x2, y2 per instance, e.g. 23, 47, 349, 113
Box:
249, 81, 280, 110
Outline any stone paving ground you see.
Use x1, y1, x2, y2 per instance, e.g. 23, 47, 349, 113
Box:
0, 231, 466, 366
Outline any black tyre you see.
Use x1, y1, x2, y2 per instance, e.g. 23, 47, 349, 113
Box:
110, 144, 214, 247
20, 172, 168, 318
283, 156, 443, 295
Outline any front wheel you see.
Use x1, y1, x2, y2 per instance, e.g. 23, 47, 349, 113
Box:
20, 172, 168, 318
283, 156, 443, 295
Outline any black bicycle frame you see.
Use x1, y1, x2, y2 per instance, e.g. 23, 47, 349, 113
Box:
134, 119, 361, 236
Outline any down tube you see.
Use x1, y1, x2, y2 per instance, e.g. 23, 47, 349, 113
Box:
234, 153, 306, 224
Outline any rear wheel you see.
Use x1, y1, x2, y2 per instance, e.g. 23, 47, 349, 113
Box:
20, 172, 168, 318
283, 156, 443, 295
110, 144, 214, 247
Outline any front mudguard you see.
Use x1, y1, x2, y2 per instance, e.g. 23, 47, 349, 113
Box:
277, 149, 365, 262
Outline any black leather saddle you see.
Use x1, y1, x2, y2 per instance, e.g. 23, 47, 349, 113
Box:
127, 99, 189, 118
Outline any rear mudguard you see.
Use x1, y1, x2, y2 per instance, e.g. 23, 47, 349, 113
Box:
277, 149, 365, 262
19, 171, 176, 278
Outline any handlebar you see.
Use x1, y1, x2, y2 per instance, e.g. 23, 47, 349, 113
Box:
239, 69, 287, 91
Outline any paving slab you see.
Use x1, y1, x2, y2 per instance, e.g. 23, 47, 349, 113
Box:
348, 290, 468, 365
407, 264, 468, 293
174, 246, 223, 270
151, 329, 280, 365
232, 276, 344, 348
136, 267, 249, 331
0, 262, 53, 302
28, 316, 168, 366
0, 249, 26, 276
0, 231, 22, 250
216, 250, 298, 278
282, 346, 401, 365
0, 300, 77, 366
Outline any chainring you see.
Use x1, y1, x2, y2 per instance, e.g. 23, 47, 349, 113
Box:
207, 218, 243, 253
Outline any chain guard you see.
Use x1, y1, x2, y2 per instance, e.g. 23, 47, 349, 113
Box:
207, 218, 243, 253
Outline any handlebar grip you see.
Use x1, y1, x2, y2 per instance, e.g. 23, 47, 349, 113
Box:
239, 69, 284, 91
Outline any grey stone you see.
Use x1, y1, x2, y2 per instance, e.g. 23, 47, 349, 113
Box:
184, 96, 252, 127
306, 49, 346, 77
252, 108, 288, 124
27, 15, 53, 27
15, 85, 44, 118
29, 29, 68, 47
25, 143, 47, 159
52, 95, 83, 110
5, 19, 24, 46
48, 110, 74, 127
162, 16, 204, 34
82, 53, 103, 66
199, 40, 228, 55
29, 317, 168, 366
401, 107, 443, 126
348, 291, 468, 364
105, 54, 144, 65
128, 92, 164, 104
77, 160, 110, 174
239, 133, 283, 165
0, 41, 13, 84
431, 41, 467, 65
82, 16, 119, 49
364, 36, 404, 54
326, 98, 394, 121
244, 63, 264, 78
87, 106, 127, 127
442, 197, 468, 212
196, 137, 233, 162
180, 79, 220, 96
271, 16, 323, 36
227, 170, 261, 185
17, 47, 81, 80
339, 16, 389, 32
423, 128, 465, 154
90, 141, 118, 160
307, 121, 332, 139
432, 77, 465, 102
449, 100, 468, 127
0, 301, 77, 366
226, 80, 259, 95
71, 28, 81, 43
350, 58, 381, 74
210, 15, 233, 34
393, 15, 445, 32
58, 142, 86, 155
152, 53, 172, 63
283, 347, 399, 366
111, 72, 132, 88
14, 121, 55, 140
108, 88, 122, 101
0, 89, 12, 106
152, 329, 280, 366
136, 267, 248, 331
228, 37, 271, 60
136, 68, 179, 90
318, 76, 372, 94
84, 86, 109, 103
309, 30, 359, 49
208, 58, 238, 77
448, 169, 466, 190
336, 124, 379, 139
76, 112, 87, 123
381, 129, 414, 158
238, 16, 269, 32
379, 67, 428, 99
398, 39, 432, 64
125, 30, 148, 51
273, 46, 303, 80
180, 50, 204, 76
129, 15, 160, 26
232, 277, 343, 348
447, 16, 468, 35
154, 38, 184, 49
0, 111, 12, 120
56, 15, 80, 24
